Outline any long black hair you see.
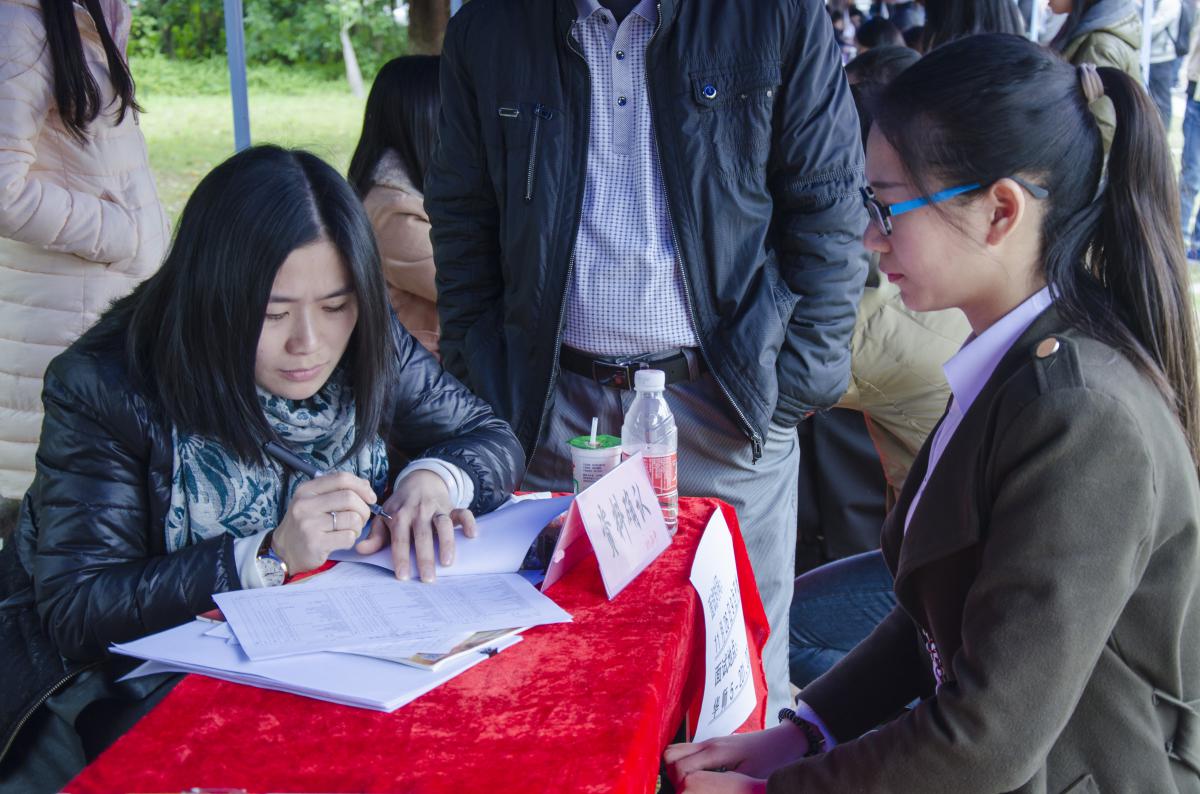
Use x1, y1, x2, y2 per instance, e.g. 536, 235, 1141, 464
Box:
872, 33, 1199, 460
347, 56, 442, 197
39, 0, 140, 141
846, 45, 920, 141
94, 146, 398, 464
855, 17, 906, 50
921, 0, 1025, 49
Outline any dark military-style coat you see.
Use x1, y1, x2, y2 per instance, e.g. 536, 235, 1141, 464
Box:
770, 306, 1200, 794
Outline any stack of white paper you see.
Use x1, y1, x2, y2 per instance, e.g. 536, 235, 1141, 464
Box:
115, 619, 521, 712
111, 495, 574, 711
212, 571, 571, 660
331, 493, 573, 577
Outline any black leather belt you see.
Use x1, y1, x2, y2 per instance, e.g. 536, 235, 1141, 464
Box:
559, 345, 704, 390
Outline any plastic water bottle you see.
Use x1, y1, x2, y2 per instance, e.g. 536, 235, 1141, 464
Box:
620, 369, 679, 533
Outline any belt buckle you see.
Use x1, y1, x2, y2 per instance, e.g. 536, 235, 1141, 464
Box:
593, 358, 646, 389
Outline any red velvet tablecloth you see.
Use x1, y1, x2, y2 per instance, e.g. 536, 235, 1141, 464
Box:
67, 498, 768, 794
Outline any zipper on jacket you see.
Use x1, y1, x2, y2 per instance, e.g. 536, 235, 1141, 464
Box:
645, 3, 764, 462
525, 104, 554, 203
0, 661, 100, 767
527, 26, 593, 466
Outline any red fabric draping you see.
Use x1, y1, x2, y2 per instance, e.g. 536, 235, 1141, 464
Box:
67, 498, 767, 794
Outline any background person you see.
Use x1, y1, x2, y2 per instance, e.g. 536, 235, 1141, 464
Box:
0, 146, 523, 791
1050, 0, 1143, 148
1147, 0, 1184, 128
1179, 17, 1200, 256
0, 0, 169, 529
854, 17, 905, 51
427, 0, 868, 717
666, 34, 1200, 792
348, 55, 444, 360
920, 0, 1025, 49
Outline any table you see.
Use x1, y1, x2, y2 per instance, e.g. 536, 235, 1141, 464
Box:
67, 498, 768, 794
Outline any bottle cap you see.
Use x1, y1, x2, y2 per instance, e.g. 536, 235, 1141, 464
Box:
634, 369, 666, 391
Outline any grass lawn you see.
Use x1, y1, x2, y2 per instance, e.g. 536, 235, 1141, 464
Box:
139, 90, 366, 222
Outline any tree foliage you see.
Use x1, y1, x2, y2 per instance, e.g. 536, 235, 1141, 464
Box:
130, 0, 407, 69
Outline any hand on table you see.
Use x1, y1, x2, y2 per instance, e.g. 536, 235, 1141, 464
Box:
664, 723, 811, 788
272, 471, 377, 574
671, 771, 767, 794
355, 469, 476, 582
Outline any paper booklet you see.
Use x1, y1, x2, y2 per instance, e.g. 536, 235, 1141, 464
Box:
338, 626, 526, 672
116, 619, 521, 712
110, 494, 575, 710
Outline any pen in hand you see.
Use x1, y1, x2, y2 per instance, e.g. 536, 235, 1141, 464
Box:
262, 441, 393, 521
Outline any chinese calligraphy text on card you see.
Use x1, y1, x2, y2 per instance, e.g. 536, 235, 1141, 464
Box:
689, 508, 756, 742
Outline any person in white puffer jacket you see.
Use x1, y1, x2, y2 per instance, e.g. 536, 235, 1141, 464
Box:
0, 0, 168, 521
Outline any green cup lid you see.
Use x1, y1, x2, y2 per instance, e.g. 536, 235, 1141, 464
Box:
568, 434, 621, 450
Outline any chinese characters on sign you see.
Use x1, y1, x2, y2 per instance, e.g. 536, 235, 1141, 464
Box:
689, 508, 756, 742
541, 453, 672, 600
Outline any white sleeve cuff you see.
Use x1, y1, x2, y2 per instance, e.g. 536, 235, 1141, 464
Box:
395, 458, 474, 510
794, 699, 839, 750
234, 531, 269, 589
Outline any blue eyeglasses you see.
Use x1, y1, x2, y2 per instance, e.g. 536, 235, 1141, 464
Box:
861, 177, 1049, 237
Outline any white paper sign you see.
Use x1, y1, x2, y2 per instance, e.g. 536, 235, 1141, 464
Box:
689, 508, 756, 742
542, 453, 671, 600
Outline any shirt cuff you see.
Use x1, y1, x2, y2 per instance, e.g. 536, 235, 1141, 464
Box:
794, 699, 839, 750
234, 531, 269, 590
395, 458, 474, 510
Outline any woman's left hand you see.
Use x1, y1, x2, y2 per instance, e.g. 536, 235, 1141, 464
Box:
354, 470, 476, 582
674, 771, 767, 794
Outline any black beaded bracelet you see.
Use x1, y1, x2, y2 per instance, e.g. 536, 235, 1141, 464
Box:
778, 707, 826, 757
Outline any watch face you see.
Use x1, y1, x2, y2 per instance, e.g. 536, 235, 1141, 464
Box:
256, 556, 286, 587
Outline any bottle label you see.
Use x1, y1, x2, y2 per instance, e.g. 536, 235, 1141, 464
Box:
622, 451, 678, 530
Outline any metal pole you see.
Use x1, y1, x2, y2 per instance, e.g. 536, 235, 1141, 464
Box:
1142, 0, 1155, 86
223, 0, 251, 151
1029, 0, 1041, 42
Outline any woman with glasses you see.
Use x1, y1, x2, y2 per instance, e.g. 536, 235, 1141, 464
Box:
666, 33, 1200, 793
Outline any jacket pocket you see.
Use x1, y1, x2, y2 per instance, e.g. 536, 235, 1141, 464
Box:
1059, 774, 1099, 794
690, 61, 781, 181
497, 101, 555, 204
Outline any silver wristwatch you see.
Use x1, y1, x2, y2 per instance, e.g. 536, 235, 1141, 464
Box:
255, 531, 288, 587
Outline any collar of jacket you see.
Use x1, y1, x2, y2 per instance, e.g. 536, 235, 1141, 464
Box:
554, 0, 678, 43
880, 302, 1063, 603
1066, 0, 1141, 48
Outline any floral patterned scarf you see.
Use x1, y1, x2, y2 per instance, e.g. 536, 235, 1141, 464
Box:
164, 370, 389, 552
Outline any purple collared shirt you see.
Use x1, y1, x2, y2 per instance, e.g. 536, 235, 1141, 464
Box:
903, 286, 1054, 534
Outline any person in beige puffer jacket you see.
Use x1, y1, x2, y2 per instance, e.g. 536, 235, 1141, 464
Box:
0, 0, 168, 508
361, 151, 440, 359
348, 56, 441, 360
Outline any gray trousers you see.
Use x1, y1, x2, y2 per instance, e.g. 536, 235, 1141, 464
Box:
523, 367, 799, 717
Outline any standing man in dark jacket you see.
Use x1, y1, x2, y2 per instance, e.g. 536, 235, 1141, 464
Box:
426, 0, 867, 714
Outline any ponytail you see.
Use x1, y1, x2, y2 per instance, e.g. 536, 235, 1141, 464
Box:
1080, 67, 1200, 461
40, 0, 141, 142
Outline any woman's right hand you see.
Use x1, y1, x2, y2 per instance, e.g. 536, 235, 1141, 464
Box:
663, 723, 812, 786
271, 471, 378, 574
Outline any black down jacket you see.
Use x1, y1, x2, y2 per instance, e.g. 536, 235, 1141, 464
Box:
0, 315, 524, 764
426, 0, 868, 462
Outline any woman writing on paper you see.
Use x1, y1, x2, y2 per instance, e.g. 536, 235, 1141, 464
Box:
0, 145, 524, 791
